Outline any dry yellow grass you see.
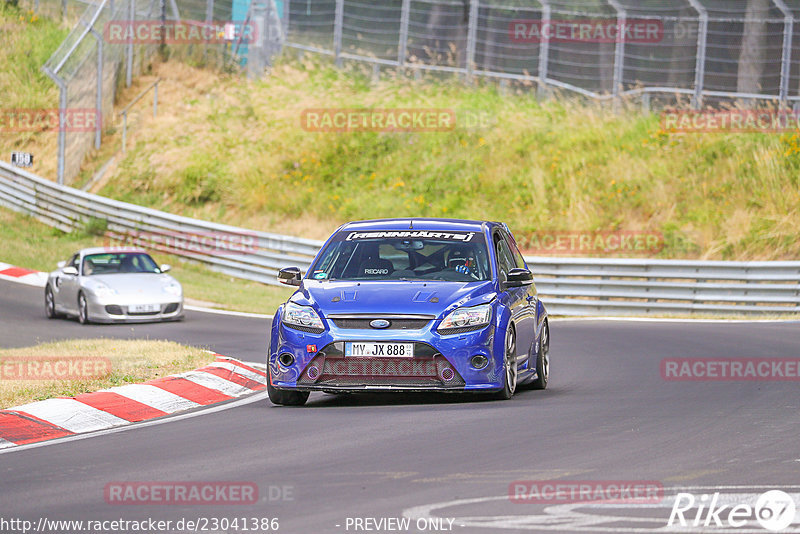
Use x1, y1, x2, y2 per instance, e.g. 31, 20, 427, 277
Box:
0, 338, 215, 408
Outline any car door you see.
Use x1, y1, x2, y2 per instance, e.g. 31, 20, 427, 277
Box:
493, 230, 530, 367
56, 254, 81, 313
502, 230, 538, 368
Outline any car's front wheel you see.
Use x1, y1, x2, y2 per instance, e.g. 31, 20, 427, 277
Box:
77, 292, 91, 324
267, 379, 310, 406
494, 325, 518, 400
45, 286, 60, 319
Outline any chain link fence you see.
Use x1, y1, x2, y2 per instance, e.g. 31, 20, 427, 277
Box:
286, 0, 800, 108
14, 0, 282, 185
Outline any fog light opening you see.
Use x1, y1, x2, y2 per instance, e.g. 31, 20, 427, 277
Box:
440, 367, 455, 381
471, 354, 489, 370
307, 365, 320, 379
278, 353, 295, 367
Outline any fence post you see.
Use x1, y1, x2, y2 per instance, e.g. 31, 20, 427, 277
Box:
283, 0, 290, 39
90, 28, 103, 150
248, 0, 267, 78
607, 0, 626, 100
43, 68, 67, 185
687, 0, 707, 109
773, 0, 793, 105
537, 0, 550, 98
397, 0, 410, 68
126, 0, 134, 87
465, 0, 479, 80
333, 0, 343, 67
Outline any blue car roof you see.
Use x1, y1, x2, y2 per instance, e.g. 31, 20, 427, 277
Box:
339, 218, 499, 233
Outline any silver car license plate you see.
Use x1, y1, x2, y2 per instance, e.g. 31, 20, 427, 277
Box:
129, 303, 160, 313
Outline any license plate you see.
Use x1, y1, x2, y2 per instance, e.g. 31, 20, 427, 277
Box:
129, 303, 160, 313
345, 342, 414, 358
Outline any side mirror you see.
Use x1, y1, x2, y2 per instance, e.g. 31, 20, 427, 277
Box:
278, 267, 302, 286
62, 266, 79, 276
57, 260, 66, 268
160, 264, 171, 273
501, 268, 533, 290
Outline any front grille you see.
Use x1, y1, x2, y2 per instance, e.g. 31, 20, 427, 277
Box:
283, 323, 325, 334
438, 324, 488, 335
105, 305, 123, 315
330, 318, 431, 330
297, 344, 465, 389
163, 303, 179, 314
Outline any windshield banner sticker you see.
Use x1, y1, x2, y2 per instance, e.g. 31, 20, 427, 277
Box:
345, 231, 475, 242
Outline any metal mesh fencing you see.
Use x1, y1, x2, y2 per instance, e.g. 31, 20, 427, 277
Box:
286, 0, 800, 107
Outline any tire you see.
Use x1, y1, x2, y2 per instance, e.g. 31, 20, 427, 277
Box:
266, 341, 309, 406
77, 292, 91, 324
45, 286, 60, 319
267, 379, 310, 406
494, 325, 518, 400
531, 320, 549, 390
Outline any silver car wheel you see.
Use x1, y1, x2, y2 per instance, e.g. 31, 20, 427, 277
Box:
505, 327, 518, 395
78, 293, 89, 324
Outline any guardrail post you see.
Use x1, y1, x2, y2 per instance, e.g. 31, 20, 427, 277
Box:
397, 0, 410, 69
773, 0, 793, 105
333, 0, 344, 67
153, 80, 158, 117
537, 1, 550, 99
687, 0, 707, 109
465, 0, 479, 80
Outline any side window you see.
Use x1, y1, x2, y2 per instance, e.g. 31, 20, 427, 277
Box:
494, 234, 514, 280
504, 232, 527, 269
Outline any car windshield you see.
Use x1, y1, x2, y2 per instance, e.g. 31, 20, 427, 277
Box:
82, 253, 160, 276
309, 230, 491, 282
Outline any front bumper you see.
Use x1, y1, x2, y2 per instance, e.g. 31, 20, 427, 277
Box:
86, 298, 183, 323
269, 318, 505, 392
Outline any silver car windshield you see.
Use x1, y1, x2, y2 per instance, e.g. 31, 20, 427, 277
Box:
310, 235, 491, 282
82, 253, 160, 276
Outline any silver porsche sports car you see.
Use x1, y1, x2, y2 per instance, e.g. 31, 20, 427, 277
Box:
44, 247, 183, 324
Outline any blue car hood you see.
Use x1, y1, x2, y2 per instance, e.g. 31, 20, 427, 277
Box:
298, 280, 496, 318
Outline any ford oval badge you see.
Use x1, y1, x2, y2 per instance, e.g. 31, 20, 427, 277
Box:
370, 319, 391, 329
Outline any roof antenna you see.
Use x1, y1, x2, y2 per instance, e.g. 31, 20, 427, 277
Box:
409, 219, 414, 229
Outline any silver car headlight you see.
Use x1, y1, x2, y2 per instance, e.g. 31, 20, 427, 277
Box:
91, 282, 118, 299
438, 303, 492, 332
282, 301, 324, 330
162, 282, 182, 296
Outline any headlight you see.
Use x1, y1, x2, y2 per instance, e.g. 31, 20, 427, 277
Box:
282, 301, 324, 330
438, 303, 492, 332
162, 282, 182, 296
91, 283, 117, 299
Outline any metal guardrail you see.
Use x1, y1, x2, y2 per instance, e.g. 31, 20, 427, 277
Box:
1, 162, 798, 316
0, 162, 323, 287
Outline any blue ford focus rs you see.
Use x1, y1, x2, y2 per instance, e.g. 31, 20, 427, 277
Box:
267, 218, 549, 406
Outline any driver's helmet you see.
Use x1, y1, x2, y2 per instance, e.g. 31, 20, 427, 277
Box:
446, 246, 474, 273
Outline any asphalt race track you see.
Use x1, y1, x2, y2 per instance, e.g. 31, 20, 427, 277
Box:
1, 278, 800, 533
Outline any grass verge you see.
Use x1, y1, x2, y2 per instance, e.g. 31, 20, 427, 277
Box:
0, 338, 215, 408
